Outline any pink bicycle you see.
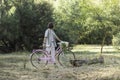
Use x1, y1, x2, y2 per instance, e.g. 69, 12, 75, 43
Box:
30, 41, 76, 69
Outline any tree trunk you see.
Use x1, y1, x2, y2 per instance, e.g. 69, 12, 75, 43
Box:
70, 56, 104, 67
101, 33, 107, 54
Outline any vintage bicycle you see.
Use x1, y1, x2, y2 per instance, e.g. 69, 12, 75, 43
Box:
30, 41, 76, 69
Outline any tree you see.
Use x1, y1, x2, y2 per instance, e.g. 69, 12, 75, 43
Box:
53, 0, 113, 45
0, 0, 54, 52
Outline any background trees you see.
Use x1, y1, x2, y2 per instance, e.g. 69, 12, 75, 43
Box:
0, 0, 54, 52
0, 0, 120, 53
54, 0, 119, 44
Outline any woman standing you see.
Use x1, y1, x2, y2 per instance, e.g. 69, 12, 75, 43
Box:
43, 22, 61, 64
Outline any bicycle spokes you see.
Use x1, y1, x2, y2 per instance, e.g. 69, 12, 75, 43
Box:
30, 51, 48, 69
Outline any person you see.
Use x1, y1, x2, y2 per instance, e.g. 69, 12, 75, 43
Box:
43, 22, 61, 64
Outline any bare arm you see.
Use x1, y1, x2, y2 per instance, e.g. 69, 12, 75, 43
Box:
43, 29, 48, 47
55, 35, 61, 42
53, 32, 61, 42
43, 37, 47, 44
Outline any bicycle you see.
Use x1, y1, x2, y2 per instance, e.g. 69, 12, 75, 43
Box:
30, 41, 76, 69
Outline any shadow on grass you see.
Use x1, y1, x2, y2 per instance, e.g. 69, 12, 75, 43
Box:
0, 56, 28, 63
0, 51, 120, 80
74, 51, 98, 55
0, 70, 19, 80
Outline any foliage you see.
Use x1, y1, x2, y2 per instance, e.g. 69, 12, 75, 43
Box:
53, 0, 119, 44
112, 32, 120, 50
0, 0, 54, 52
0, 0, 120, 53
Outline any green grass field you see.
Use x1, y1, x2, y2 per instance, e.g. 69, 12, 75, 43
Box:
0, 45, 120, 80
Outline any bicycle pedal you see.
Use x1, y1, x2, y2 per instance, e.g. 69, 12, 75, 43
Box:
38, 58, 41, 61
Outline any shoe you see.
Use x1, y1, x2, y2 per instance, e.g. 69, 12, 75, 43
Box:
43, 65, 50, 70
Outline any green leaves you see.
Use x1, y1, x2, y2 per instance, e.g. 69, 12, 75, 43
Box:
54, 0, 120, 44
1, 0, 120, 53
0, 0, 54, 52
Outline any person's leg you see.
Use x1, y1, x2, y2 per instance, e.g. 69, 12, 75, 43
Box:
46, 47, 51, 55
43, 47, 50, 69
46, 46, 55, 63
51, 44, 56, 63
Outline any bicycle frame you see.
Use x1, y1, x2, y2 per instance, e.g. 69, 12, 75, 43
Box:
30, 41, 75, 68
31, 45, 64, 63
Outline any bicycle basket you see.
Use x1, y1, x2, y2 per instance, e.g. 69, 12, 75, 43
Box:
58, 41, 69, 49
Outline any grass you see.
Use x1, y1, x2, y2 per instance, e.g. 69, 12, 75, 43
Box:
0, 45, 120, 80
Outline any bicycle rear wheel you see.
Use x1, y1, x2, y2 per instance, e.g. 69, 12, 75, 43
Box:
58, 49, 76, 67
30, 50, 48, 69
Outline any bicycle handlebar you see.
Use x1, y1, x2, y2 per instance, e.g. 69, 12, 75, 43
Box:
57, 41, 69, 47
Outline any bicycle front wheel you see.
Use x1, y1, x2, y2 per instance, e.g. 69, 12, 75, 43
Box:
58, 49, 76, 67
30, 50, 48, 69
